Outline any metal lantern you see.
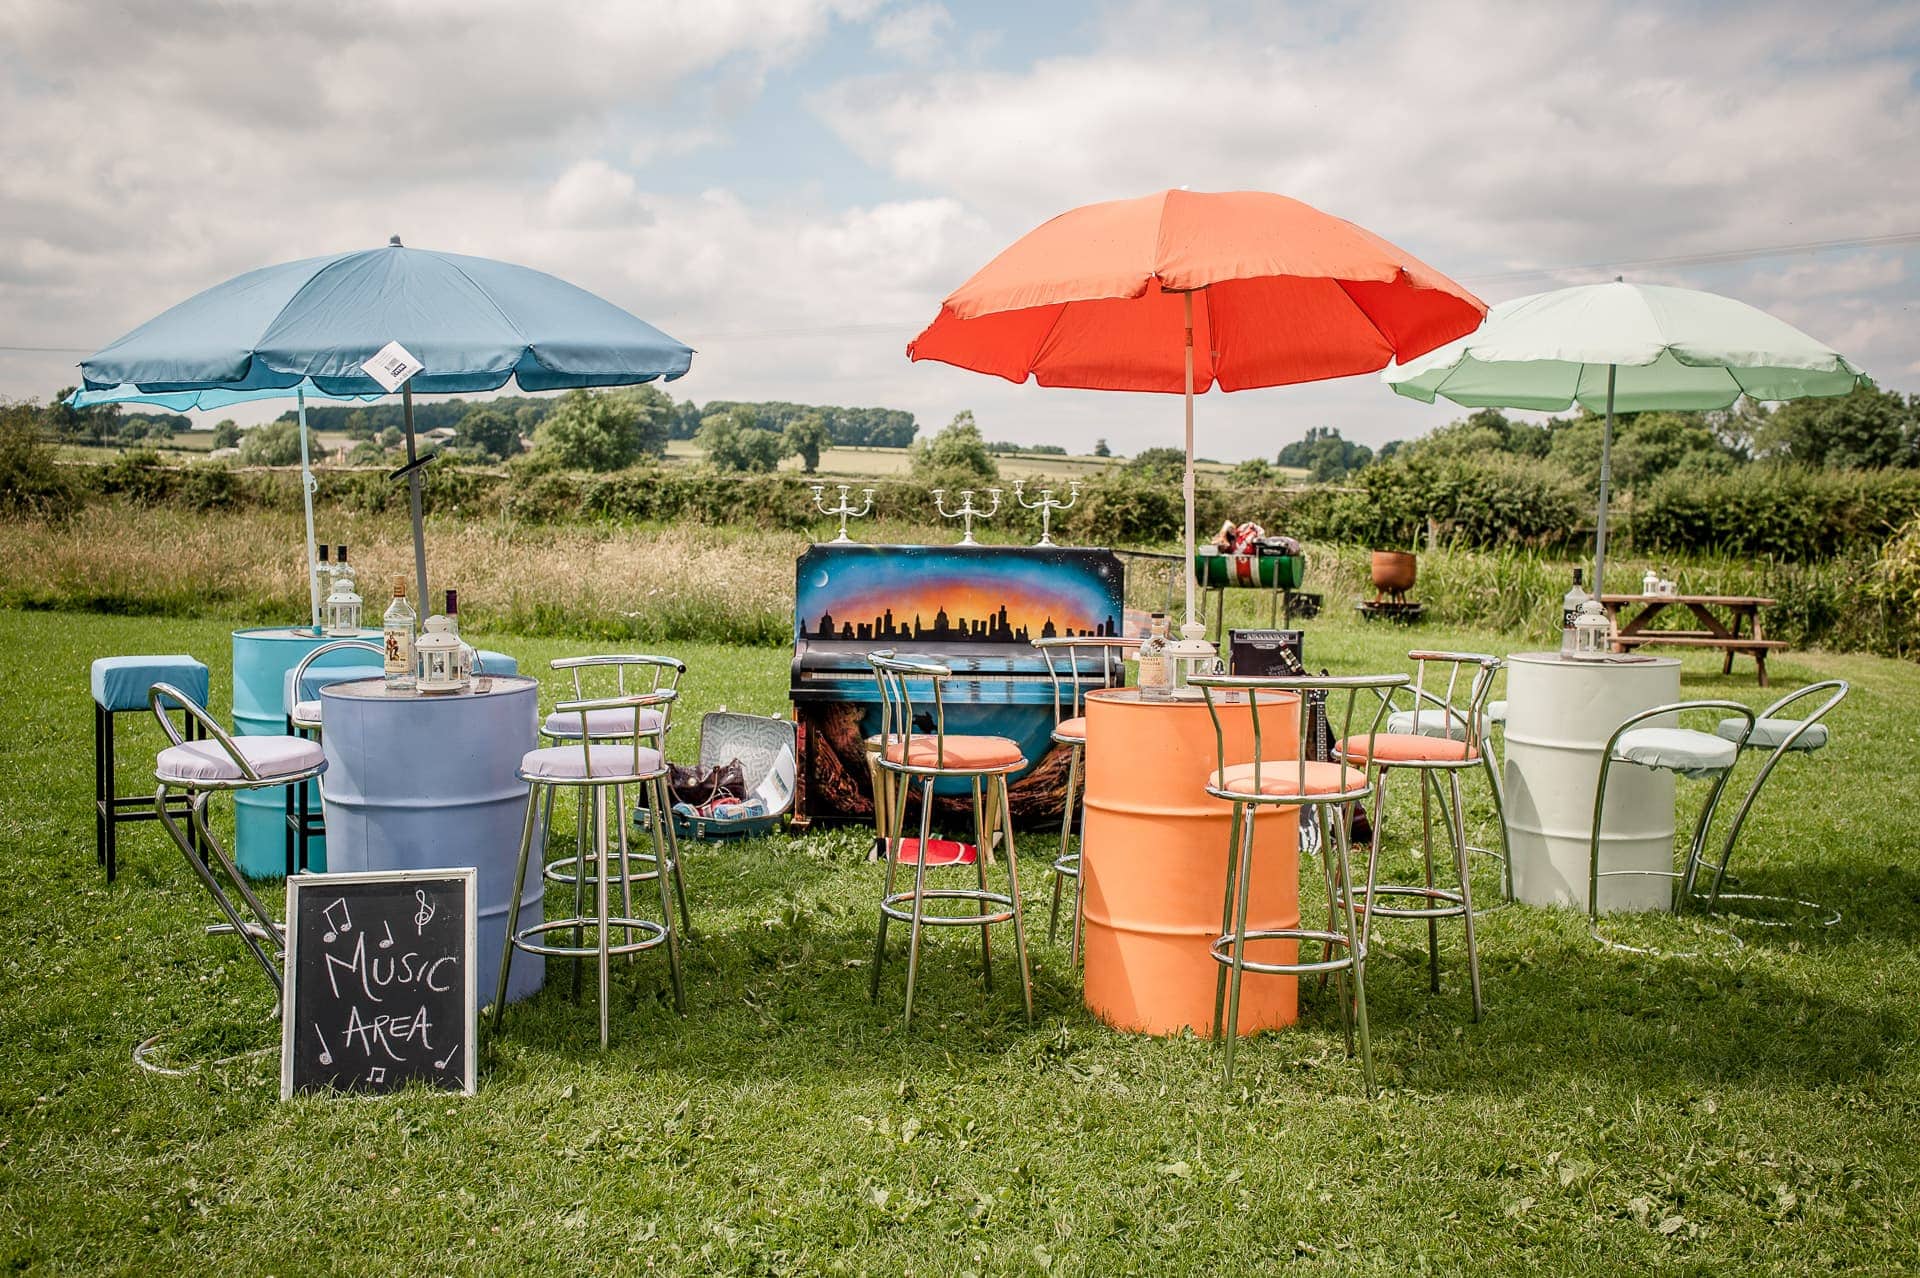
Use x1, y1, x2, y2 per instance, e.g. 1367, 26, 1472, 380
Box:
322, 571, 363, 636
1164, 620, 1222, 699
1570, 599, 1613, 660
414, 614, 469, 693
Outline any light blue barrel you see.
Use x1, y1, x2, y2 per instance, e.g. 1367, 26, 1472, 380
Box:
318, 675, 544, 1009
231, 627, 381, 878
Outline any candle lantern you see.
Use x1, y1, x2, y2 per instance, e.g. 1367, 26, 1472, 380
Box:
1164, 620, 1222, 699
1570, 599, 1614, 660
322, 570, 363, 636
414, 614, 470, 693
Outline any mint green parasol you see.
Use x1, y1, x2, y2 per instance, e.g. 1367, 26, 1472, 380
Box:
1384, 279, 1866, 592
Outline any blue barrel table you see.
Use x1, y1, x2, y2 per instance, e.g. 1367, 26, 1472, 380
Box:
318, 675, 545, 1009
231, 627, 381, 878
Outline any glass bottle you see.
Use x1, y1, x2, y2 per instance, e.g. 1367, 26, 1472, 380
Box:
1559, 567, 1588, 658
1137, 612, 1171, 701
383, 574, 417, 690
445, 587, 480, 677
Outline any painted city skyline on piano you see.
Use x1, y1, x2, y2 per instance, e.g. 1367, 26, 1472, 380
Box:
806, 603, 1120, 645
794, 544, 1127, 646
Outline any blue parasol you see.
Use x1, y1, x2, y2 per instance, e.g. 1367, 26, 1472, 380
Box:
73, 237, 693, 623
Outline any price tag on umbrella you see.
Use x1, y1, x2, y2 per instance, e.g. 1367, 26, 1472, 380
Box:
361, 341, 423, 392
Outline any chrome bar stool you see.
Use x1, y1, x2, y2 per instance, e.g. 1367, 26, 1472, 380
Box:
539, 655, 688, 943
92, 654, 210, 881
143, 682, 324, 1073
867, 651, 1033, 1026
1588, 699, 1757, 954
494, 689, 685, 1048
1388, 664, 1513, 903
1033, 634, 1137, 967
1337, 652, 1504, 1021
283, 639, 385, 875
148, 681, 326, 991
1685, 680, 1849, 926
1195, 671, 1404, 1093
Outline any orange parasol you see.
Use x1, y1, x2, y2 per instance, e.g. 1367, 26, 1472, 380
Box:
909, 188, 1485, 639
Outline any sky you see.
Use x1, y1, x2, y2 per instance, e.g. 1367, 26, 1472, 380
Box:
1, 0, 1916, 459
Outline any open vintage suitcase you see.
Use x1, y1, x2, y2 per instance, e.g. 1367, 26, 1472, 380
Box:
635, 710, 797, 841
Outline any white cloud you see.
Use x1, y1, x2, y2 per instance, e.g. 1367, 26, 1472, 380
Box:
870, 3, 953, 62
2, 0, 1915, 460
804, 0, 1920, 447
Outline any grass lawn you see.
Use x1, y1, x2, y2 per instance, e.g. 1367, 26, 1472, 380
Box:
2, 607, 1917, 1274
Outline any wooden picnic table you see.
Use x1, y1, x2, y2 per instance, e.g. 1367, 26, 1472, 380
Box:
1598, 593, 1784, 686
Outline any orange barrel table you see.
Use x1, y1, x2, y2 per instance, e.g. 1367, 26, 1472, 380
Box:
1081, 688, 1300, 1036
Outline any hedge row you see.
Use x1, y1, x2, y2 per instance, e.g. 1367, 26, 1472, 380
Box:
59, 450, 1920, 563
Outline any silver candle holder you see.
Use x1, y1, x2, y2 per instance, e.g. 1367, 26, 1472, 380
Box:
809, 483, 876, 543
931, 486, 1002, 545
1011, 477, 1080, 546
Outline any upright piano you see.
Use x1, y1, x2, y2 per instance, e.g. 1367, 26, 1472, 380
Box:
789, 543, 1126, 826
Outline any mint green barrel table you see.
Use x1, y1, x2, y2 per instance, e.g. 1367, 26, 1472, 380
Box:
231, 627, 380, 878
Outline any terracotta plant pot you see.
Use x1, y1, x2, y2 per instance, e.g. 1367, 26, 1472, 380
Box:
1370, 550, 1417, 596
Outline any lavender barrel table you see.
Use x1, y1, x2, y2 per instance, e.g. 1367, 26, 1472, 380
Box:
318, 675, 545, 1010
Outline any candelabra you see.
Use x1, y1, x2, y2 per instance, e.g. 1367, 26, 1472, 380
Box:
809, 483, 876, 543
931, 487, 1002, 545
1010, 477, 1080, 546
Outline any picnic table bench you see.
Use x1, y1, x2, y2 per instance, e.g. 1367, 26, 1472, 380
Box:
1598, 593, 1785, 687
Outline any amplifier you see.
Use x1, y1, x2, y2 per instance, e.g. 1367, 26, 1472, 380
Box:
1228, 629, 1305, 677
1230, 629, 1331, 764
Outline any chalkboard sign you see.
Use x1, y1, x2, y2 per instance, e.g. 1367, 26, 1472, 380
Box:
281, 869, 477, 1098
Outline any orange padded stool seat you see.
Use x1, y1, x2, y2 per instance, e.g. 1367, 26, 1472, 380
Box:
881, 734, 1024, 770
1213, 759, 1366, 797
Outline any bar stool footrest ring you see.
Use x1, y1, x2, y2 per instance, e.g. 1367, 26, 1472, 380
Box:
1695, 891, 1841, 930
1589, 918, 1745, 958
881, 888, 1015, 926
1052, 852, 1080, 879
543, 853, 669, 888
511, 917, 669, 959
1340, 882, 1467, 920
1210, 926, 1357, 976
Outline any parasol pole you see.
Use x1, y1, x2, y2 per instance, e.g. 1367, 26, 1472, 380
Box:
1593, 362, 1617, 598
1182, 289, 1197, 631
296, 386, 321, 632
402, 382, 428, 610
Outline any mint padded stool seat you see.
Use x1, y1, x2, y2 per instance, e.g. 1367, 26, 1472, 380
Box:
93, 654, 210, 882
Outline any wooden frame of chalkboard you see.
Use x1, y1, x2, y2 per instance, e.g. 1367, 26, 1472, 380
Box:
280, 869, 478, 1099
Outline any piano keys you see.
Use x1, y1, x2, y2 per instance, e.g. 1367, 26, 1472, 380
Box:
789, 543, 1126, 826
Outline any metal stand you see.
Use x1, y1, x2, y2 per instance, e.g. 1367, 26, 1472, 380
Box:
931, 487, 1002, 545
809, 483, 876, 543
1011, 478, 1079, 546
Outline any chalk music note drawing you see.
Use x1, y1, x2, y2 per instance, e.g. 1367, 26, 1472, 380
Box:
413, 889, 436, 936
321, 898, 352, 943
378, 920, 395, 950
315, 1025, 333, 1066
435, 1044, 459, 1072
366, 1066, 387, 1085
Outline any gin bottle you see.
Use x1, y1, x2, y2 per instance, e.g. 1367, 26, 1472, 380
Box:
1137, 612, 1171, 700
1559, 568, 1587, 658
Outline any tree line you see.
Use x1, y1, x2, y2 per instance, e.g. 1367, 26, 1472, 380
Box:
1265, 385, 1920, 486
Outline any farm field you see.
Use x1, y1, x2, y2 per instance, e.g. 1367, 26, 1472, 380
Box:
2, 604, 1917, 1273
